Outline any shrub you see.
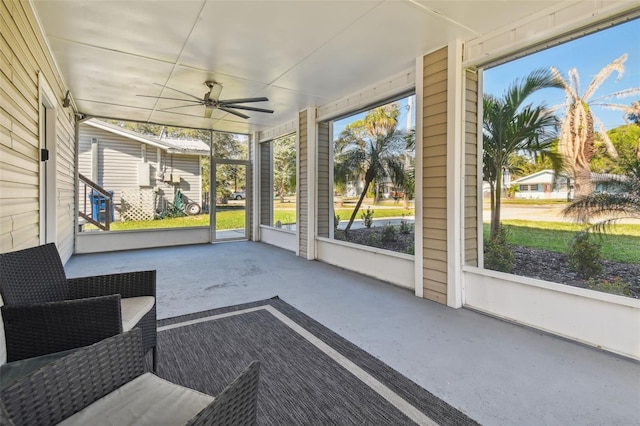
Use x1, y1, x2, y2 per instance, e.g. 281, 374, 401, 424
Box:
366, 233, 381, 245
405, 243, 415, 255
381, 223, 397, 243
361, 207, 374, 228
334, 214, 340, 231
483, 225, 514, 273
567, 232, 603, 279
587, 277, 632, 297
399, 216, 413, 234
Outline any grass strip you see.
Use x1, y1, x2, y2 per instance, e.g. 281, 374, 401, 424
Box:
484, 220, 640, 264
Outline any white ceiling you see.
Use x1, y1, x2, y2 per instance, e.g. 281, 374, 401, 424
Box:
33, 0, 562, 134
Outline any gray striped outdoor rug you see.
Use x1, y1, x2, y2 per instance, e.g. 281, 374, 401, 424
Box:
156, 297, 479, 426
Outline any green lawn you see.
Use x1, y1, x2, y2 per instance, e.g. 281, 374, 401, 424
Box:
491, 199, 571, 206
99, 208, 640, 264
334, 207, 414, 220
99, 210, 241, 231
98, 204, 414, 232
484, 220, 640, 264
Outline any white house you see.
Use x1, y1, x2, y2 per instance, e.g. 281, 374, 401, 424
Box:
510, 169, 571, 200
510, 169, 628, 200
78, 120, 209, 222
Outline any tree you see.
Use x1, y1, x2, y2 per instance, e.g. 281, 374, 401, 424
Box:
273, 134, 296, 202
563, 159, 640, 233
509, 152, 555, 178
551, 54, 640, 198
626, 100, 640, 125
334, 104, 406, 232
624, 101, 640, 161
591, 125, 640, 174
483, 68, 562, 239
399, 128, 415, 210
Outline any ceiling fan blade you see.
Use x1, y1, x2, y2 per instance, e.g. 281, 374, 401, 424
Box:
204, 106, 214, 119
218, 97, 269, 104
220, 104, 274, 114
137, 95, 202, 103
158, 104, 202, 112
218, 107, 250, 120
153, 83, 202, 102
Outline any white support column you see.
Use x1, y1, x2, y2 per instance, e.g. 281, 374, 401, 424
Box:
252, 131, 260, 241
414, 55, 424, 299
306, 108, 317, 260
295, 117, 301, 256
446, 40, 464, 308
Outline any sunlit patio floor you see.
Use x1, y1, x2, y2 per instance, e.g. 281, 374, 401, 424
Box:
66, 241, 640, 425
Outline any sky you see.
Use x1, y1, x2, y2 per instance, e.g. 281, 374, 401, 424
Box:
334, 18, 639, 136
483, 18, 640, 130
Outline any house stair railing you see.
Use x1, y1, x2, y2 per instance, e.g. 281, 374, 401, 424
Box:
78, 174, 112, 231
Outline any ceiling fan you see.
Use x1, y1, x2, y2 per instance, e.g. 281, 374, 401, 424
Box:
138, 81, 273, 119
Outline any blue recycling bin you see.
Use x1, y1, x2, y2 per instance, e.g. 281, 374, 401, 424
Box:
89, 190, 114, 222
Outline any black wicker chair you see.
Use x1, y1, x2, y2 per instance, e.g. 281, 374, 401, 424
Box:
0, 243, 157, 370
0, 329, 261, 426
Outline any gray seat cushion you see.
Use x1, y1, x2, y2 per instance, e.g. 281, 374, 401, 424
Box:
120, 296, 155, 332
58, 373, 214, 425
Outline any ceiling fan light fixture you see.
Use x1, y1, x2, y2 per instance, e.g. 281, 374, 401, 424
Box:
141, 81, 272, 120
205, 81, 223, 101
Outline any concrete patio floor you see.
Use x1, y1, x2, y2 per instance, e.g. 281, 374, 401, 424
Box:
66, 241, 640, 426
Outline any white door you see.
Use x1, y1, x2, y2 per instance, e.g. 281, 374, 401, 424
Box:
39, 75, 57, 244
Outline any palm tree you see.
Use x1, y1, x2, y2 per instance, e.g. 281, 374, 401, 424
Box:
400, 128, 415, 210
483, 68, 562, 239
334, 104, 406, 232
563, 160, 640, 233
551, 54, 640, 198
625, 101, 640, 161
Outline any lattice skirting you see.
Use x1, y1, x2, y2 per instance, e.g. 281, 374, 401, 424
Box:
121, 189, 155, 221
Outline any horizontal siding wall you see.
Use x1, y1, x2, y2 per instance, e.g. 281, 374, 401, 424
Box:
298, 110, 308, 258
246, 137, 253, 240
1, 1, 75, 261
79, 125, 141, 221
164, 154, 201, 208
316, 122, 330, 238
78, 125, 203, 221
259, 140, 272, 226
422, 47, 448, 304
464, 70, 479, 266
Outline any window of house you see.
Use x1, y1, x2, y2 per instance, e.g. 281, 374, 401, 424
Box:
329, 94, 416, 254
260, 133, 297, 230
475, 18, 639, 298
77, 120, 249, 233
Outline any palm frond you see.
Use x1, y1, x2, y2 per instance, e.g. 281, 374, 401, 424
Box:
563, 171, 640, 230
583, 54, 628, 101
591, 87, 640, 103
593, 115, 618, 157
593, 102, 640, 112
568, 68, 580, 95
550, 66, 576, 99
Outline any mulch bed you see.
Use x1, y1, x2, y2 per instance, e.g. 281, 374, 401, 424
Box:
337, 227, 640, 298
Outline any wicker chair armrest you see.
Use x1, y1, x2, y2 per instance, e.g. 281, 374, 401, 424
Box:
186, 361, 261, 426
1, 294, 123, 362
1, 330, 144, 426
68, 270, 156, 299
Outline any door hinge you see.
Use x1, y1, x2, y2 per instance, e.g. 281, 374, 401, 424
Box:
41, 148, 49, 162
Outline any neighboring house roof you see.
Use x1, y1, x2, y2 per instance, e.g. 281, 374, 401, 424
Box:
84, 119, 209, 155
511, 169, 626, 186
591, 172, 627, 182
510, 170, 558, 185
